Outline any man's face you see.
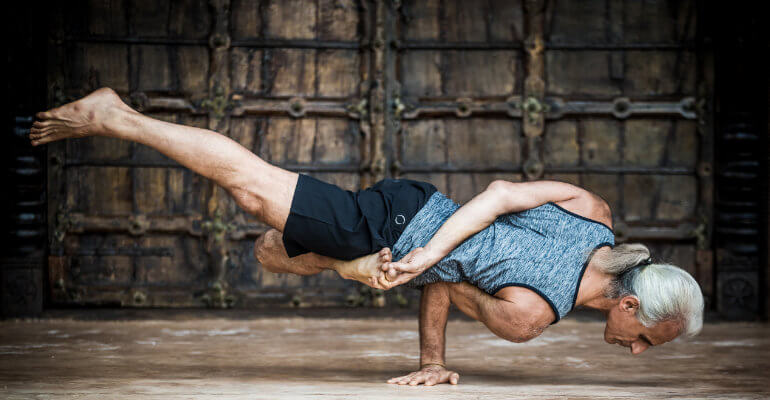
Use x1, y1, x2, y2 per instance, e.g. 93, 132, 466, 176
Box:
603, 296, 682, 355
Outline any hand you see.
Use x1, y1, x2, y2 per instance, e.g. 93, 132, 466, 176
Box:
383, 247, 438, 277
367, 247, 433, 290
387, 364, 460, 386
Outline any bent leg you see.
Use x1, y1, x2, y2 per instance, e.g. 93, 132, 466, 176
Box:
30, 88, 295, 230
255, 229, 393, 285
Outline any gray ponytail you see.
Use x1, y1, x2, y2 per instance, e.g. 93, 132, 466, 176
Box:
591, 243, 704, 337
594, 243, 651, 275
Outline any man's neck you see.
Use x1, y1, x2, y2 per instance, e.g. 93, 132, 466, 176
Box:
574, 247, 616, 313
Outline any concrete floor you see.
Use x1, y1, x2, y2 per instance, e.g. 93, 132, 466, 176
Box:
0, 311, 768, 399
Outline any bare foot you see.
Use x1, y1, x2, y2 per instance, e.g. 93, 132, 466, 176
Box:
29, 87, 133, 146
333, 248, 392, 287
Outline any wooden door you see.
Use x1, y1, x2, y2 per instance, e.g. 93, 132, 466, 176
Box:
46, 0, 371, 307
46, 0, 715, 310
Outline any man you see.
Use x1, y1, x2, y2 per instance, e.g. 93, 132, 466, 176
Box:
31, 88, 704, 386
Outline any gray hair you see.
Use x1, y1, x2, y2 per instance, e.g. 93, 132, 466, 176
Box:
592, 243, 704, 337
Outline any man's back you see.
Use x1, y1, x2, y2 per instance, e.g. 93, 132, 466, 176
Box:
392, 190, 615, 322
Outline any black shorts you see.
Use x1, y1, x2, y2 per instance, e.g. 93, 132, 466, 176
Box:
282, 174, 437, 261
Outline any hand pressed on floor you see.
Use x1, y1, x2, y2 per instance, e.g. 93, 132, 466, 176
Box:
387, 364, 460, 386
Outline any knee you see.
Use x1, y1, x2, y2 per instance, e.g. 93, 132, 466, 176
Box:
229, 186, 264, 218
508, 314, 549, 343
506, 324, 545, 343
253, 234, 267, 263
495, 305, 549, 343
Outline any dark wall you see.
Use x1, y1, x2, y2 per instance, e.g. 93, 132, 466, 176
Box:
706, 2, 769, 320
3, 1, 49, 316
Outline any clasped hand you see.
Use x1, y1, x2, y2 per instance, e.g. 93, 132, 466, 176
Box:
367, 247, 436, 290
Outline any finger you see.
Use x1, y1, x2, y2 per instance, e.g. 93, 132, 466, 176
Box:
368, 277, 387, 290
388, 261, 420, 273
408, 376, 425, 386
388, 374, 408, 383
425, 376, 438, 386
381, 248, 392, 263
449, 372, 459, 385
386, 268, 399, 280
376, 274, 395, 290
398, 373, 418, 384
388, 271, 418, 287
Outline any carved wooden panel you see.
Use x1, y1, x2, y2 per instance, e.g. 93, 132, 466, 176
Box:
397, 0, 526, 205
47, 0, 372, 308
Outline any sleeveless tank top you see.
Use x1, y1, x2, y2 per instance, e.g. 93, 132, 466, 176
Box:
391, 191, 616, 323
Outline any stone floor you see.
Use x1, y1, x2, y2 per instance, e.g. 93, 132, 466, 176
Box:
0, 310, 768, 399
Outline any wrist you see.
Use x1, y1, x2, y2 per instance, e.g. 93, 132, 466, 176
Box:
420, 355, 445, 367
420, 362, 446, 369
420, 245, 444, 265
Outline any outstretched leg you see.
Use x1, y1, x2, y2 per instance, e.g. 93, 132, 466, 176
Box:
254, 229, 392, 284
30, 88, 294, 230
31, 88, 394, 287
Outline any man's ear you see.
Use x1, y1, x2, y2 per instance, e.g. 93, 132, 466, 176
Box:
619, 296, 640, 314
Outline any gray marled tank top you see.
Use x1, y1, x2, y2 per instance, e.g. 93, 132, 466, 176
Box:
392, 191, 616, 323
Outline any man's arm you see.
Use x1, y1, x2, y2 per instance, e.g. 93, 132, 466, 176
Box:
379, 180, 585, 287
446, 282, 552, 343
387, 283, 460, 386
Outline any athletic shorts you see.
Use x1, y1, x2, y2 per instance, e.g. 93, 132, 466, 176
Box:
282, 174, 437, 261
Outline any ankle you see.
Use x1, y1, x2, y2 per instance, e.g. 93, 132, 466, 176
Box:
100, 106, 131, 138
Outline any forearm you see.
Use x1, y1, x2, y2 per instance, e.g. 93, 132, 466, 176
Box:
419, 180, 585, 265
420, 189, 507, 264
419, 283, 451, 366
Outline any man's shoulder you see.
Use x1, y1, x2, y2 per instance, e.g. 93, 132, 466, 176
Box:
550, 192, 613, 230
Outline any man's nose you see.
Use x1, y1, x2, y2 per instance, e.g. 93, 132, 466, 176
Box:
630, 341, 649, 355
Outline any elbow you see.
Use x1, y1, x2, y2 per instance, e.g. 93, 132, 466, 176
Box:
492, 315, 546, 343
484, 180, 516, 214
486, 179, 513, 194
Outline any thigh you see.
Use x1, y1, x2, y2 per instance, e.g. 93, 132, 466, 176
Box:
249, 166, 298, 231
282, 174, 380, 261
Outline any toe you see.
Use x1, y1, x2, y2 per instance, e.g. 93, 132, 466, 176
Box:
33, 120, 59, 128
31, 132, 60, 146
36, 111, 55, 120
30, 127, 53, 137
